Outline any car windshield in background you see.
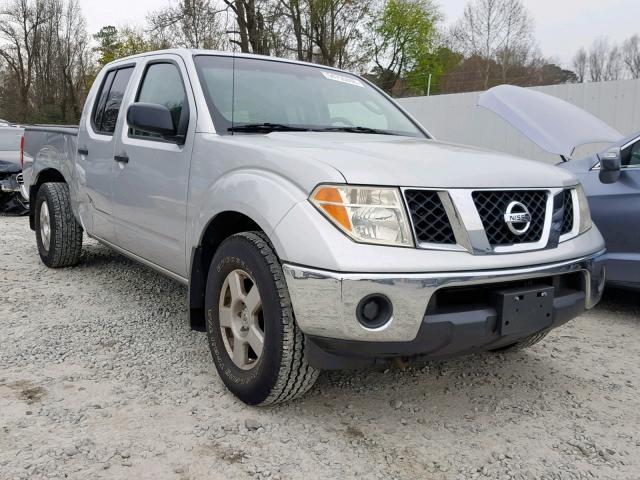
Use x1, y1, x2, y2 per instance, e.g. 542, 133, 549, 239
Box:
193, 55, 425, 138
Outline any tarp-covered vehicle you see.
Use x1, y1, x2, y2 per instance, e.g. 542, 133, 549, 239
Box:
480, 85, 640, 290
0, 120, 28, 215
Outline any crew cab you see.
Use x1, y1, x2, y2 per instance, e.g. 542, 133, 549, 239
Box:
22, 50, 606, 405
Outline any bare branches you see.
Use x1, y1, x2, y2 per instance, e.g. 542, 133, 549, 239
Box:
450, 0, 534, 88
622, 34, 640, 79
572, 47, 587, 83
0, 0, 89, 122
147, 0, 226, 50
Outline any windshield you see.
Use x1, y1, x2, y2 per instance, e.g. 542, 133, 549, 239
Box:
193, 55, 425, 137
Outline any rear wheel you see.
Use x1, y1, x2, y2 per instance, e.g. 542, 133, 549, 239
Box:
205, 231, 319, 405
35, 183, 83, 268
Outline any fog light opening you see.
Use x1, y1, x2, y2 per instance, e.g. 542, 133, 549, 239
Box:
356, 294, 393, 329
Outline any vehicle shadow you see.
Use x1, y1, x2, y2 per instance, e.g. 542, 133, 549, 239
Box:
595, 287, 640, 317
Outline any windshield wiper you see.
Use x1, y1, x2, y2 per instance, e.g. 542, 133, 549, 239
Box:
314, 126, 398, 135
228, 123, 311, 133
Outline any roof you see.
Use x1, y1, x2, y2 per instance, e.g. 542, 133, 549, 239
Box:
104, 48, 350, 75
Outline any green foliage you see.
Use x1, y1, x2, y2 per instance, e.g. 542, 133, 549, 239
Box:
94, 26, 121, 66
94, 25, 157, 67
407, 46, 463, 95
370, 0, 441, 94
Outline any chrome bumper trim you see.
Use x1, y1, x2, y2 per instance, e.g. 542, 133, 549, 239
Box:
282, 250, 606, 342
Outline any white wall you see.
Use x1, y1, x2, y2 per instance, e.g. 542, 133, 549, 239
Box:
397, 79, 640, 164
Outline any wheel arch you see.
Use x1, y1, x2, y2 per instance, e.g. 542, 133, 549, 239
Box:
29, 168, 67, 230
188, 210, 266, 331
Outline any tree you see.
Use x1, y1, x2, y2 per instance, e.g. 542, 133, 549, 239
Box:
94, 25, 120, 66
588, 37, 621, 82
222, 0, 270, 54
572, 47, 587, 82
369, 0, 440, 95
451, 0, 535, 89
308, 0, 369, 68
94, 25, 156, 68
622, 34, 640, 79
0, 0, 49, 121
278, 0, 311, 61
147, 0, 225, 50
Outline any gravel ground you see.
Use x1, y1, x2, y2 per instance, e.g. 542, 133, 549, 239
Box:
1, 215, 639, 480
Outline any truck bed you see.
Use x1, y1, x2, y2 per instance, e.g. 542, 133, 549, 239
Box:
22, 125, 80, 202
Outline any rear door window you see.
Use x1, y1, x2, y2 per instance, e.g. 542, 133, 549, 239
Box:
92, 67, 134, 135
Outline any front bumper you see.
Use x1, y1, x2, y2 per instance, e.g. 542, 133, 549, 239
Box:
283, 250, 606, 365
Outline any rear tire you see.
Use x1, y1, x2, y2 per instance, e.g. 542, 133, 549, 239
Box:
205, 231, 319, 405
35, 182, 83, 268
491, 330, 549, 353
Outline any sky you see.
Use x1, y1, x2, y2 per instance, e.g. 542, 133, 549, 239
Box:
78, 0, 639, 68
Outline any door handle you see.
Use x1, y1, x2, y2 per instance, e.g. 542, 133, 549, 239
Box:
77, 148, 89, 155
114, 155, 129, 164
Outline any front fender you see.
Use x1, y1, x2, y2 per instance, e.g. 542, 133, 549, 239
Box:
188, 169, 309, 256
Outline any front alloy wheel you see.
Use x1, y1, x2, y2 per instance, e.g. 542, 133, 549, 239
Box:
219, 269, 265, 370
205, 231, 319, 405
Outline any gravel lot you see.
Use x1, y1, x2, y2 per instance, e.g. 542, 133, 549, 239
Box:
1, 215, 639, 480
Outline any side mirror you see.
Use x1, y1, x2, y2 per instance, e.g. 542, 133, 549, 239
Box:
598, 147, 621, 184
127, 103, 176, 137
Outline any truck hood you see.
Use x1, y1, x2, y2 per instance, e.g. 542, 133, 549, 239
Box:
232, 132, 578, 189
478, 85, 623, 159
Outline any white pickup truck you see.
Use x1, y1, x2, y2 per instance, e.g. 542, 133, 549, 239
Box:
22, 49, 606, 405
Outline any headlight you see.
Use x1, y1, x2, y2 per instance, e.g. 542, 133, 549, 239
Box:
310, 185, 414, 247
576, 184, 592, 234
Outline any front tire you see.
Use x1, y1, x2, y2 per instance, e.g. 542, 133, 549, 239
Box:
35, 183, 83, 268
205, 232, 319, 405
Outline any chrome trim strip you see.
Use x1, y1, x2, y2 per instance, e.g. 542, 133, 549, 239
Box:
89, 234, 189, 285
283, 249, 606, 342
491, 189, 557, 253
559, 188, 580, 243
445, 189, 492, 254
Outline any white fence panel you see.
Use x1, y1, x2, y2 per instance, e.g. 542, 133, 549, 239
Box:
398, 79, 640, 164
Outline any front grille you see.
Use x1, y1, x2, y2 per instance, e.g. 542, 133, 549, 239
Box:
404, 190, 456, 244
560, 190, 574, 235
472, 190, 548, 246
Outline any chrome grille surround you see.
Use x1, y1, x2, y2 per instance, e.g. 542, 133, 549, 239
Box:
472, 190, 548, 245
402, 187, 580, 254
560, 189, 574, 235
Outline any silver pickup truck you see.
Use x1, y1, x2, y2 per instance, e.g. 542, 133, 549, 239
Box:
22, 49, 606, 405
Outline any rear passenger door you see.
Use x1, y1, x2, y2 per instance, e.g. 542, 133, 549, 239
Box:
78, 65, 135, 241
111, 56, 195, 277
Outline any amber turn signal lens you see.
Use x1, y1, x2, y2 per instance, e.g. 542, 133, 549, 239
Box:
312, 187, 352, 231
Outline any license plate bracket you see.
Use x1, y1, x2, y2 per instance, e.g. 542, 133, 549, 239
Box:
492, 284, 554, 336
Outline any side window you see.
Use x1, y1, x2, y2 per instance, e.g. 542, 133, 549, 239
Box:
132, 62, 188, 139
92, 70, 115, 130
92, 67, 134, 135
628, 141, 640, 167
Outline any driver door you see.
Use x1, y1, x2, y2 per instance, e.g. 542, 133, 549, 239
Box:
110, 56, 196, 278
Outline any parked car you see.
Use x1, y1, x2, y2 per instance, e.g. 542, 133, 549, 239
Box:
0, 121, 28, 215
22, 50, 606, 405
480, 85, 639, 290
